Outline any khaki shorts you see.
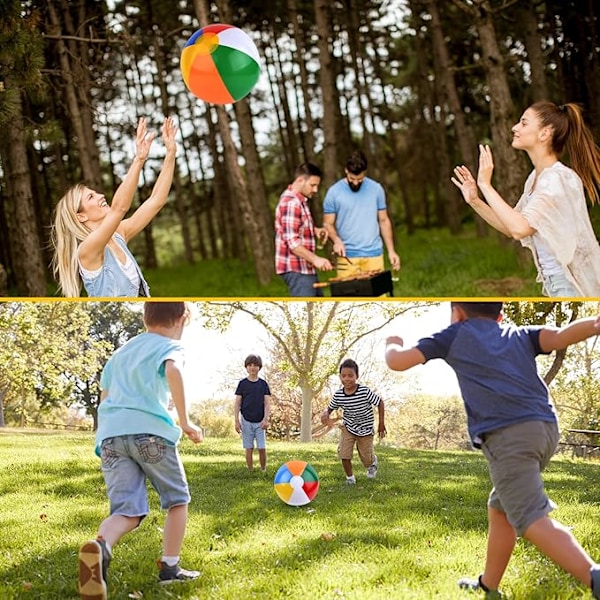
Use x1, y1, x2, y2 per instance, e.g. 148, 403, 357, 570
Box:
338, 425, 375, 467
481, 420, 559, 536
336, 255, 384, 279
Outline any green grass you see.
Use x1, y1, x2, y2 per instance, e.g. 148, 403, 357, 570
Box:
142, 227, 540, 298
1, 431, 599, 599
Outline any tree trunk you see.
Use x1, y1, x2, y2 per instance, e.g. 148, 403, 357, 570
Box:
517, 1, 549, 102
0, 93, 47, 296
314, 0, 340, 191
287, 0, 317, 162
475, 2, 530, 207
47, 0, 101, 189
425, 0, 483, 234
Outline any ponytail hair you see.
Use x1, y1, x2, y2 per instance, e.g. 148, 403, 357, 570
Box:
50, 183, 91, 297
531, 101, 600, 204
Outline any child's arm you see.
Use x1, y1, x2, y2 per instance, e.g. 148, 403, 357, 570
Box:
234, 394, 242, 433
165, 360, 202, 443
261, 394, 271, 429
320, 406, 338, 426
377, 400, 386, 438
385, 336, 427, 371
538, 316, 600, 352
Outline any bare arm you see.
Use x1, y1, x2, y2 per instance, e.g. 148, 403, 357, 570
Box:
378, 210, 400, 270
291, 244, 334, 271
261, 395, 271, 429
475, 145, 535, 240
377, 400, 386, 437
165, 359, 202, 443
385, 336, 427, 371
119, 117, 178, 242
323, 213, 346, 257
538, 316, 600, 353
234, 394, 242, 433
78, 118, 155, 267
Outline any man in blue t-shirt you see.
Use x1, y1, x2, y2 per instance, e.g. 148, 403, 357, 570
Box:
385, 301, 600, 599
323, 150, 400, 278
234, 354, 272, 472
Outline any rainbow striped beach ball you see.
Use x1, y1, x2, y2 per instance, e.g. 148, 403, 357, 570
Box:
274, 460, 320, 506
180, 23, 261, 104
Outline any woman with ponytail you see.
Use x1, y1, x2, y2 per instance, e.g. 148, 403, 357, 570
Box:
51, 116, 177, 297
452, 101, 600, 297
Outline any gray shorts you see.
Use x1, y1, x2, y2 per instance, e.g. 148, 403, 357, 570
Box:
481, 420, 559, 536
240, 415, 267, 450
100, 434, 190, 518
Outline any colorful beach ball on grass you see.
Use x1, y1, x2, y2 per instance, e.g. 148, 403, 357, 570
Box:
180, 23, 261, 104
274, 460, 320, 506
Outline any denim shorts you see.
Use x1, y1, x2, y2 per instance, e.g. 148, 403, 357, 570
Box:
481, 420, 559, 536
240, 415, 266, 449
100, 434, 190, 517
542, 272, 579, 297
280, 272, 323, 297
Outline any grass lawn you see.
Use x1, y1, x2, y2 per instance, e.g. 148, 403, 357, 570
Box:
1, 431, 598, 599
142, 227, 541, 298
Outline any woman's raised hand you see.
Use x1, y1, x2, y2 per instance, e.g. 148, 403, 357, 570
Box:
451, 164, 479, 205
134, 117, 156, 162
477, 144, 495, 189
161, 116, 178, 155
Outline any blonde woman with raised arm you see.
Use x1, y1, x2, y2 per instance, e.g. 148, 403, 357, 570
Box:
452, 101, 600, 297
51, 116, 177, 297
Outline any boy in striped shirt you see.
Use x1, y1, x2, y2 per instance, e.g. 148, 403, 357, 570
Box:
321, 359, 386, 484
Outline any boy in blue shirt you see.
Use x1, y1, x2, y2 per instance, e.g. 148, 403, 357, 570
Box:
385, 301, 600, 598
78, 302, 203, 600
234, 354, 271, 472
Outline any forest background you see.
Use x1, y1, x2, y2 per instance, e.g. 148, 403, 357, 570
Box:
1, 0, 600, 296
2, 300, 599, 452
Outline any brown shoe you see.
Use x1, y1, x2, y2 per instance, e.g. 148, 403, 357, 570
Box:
78, 538, 110, 600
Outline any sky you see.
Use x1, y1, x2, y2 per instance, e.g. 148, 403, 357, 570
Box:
181, 301, 461, 405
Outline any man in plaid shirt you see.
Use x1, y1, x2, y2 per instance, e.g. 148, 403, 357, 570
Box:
275, 163, 334, 296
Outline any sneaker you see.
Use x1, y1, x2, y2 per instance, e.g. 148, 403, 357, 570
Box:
78, 537, 111, 600
346, 475, 356, 485
367, 455, 378, 479
158, 560, 201, 585
458, 575, 502, 598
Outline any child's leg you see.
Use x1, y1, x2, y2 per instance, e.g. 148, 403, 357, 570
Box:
523, 516, 595, 587
245, 448, 254, 469
98, 514, 141, 548
163, 503, 188, 557
258, 449, 267, 470
341, 458, 353, 476
481, 506, 517, 590
356, 434, 375, 468
255, 425, 267, 471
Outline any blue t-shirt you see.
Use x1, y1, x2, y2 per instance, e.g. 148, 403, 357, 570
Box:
96, 332, 185, 456
416, 318, 556, 444
323, 177, 386, 257
235, 377, 271, 422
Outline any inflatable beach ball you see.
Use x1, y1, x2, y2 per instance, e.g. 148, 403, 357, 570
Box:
274, 460, 319, 506
180, 23, 261, 104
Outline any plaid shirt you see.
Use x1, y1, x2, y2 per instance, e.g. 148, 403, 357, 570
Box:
274, 186, 317, 275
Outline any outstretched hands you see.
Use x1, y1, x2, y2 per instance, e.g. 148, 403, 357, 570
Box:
162, 116, 178, 155
451, 144, 495, 204
134, 117, 156, 162
134, 116, 178, 162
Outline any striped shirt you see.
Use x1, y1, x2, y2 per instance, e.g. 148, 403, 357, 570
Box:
274, 186, 317, 275
328, 384, 382, 436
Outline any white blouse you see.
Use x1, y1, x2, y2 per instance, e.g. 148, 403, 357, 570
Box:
515, 161, 600, 296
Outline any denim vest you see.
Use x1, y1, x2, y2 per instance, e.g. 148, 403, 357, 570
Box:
80, 233, 150, 297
